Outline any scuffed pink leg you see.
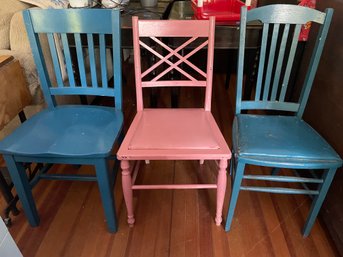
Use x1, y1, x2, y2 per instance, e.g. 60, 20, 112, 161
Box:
121, 160, 135, 225
215, 159, 228, 226
199, 160, 204, 165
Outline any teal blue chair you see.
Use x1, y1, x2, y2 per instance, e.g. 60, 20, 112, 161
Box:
0, 9, 123, 232
225, 5, 342, 236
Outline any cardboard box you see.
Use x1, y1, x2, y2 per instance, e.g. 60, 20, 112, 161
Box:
0, 55, 31, 130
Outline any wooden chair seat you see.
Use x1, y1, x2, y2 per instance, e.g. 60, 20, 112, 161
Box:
119, 109, 230, 159
128, 109, 220, 150
234, 115, 341, 166
0, 106, 123, 157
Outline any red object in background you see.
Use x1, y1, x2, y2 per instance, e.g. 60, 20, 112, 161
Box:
191, 0, 256, 24
298, 0, 316, 41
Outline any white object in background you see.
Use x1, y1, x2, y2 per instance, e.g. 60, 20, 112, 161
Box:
245, 0, 251, 6
102, 0, 129, 8
0, 219, 23, 257
69, 0, 91, 7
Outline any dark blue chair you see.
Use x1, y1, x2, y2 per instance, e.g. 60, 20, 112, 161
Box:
225, 4, 342, 236
0, 9, 123, 233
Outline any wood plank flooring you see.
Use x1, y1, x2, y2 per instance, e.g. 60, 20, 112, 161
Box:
0, 62, 339, 257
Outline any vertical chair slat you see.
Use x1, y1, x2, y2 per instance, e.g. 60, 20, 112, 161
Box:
87, 33, 99, 88
99, 34, 108, 88
279, 24, 301, 102
254, 24, 269, 101
47, 33, 64, 87
61, 33, 76, 87
263, 24, 280, 101
74, 33, 87, 88
271, 24, 290, 101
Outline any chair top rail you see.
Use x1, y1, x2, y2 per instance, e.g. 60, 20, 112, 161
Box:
27, 9, 119, 34
136, 19, 212, 37
247, 4, 326, 24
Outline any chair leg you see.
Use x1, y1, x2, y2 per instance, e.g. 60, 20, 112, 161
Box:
215, 159, 228, 226
225, 161, 245, 231
3, 155, 40, 226
302, 168, 337, 237
95, 159, 117, 233
121, 160, 135, 225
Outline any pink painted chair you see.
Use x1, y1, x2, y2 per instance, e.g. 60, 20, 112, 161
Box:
117, 16, 231, 226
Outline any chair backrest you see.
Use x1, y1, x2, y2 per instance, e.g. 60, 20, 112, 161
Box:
236, 5, 333, 117
132, 16, 215, 111
23, 9, 122, 109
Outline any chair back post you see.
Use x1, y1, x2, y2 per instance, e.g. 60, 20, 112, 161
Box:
204, 16, 215, 111
297, 8, 333, 118
111, 10, 123, 110
236, 6, 248, 115
132, 16, 144, 111
23, 10, 56, 108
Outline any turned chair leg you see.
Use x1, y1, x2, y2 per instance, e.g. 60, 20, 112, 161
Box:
121, 160, 135, 225
215, 159, 228, 226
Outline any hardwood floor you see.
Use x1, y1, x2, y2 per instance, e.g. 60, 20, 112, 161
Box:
0, 62, 339, 257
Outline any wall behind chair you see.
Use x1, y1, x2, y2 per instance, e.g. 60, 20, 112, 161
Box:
301, 0, 343, 255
